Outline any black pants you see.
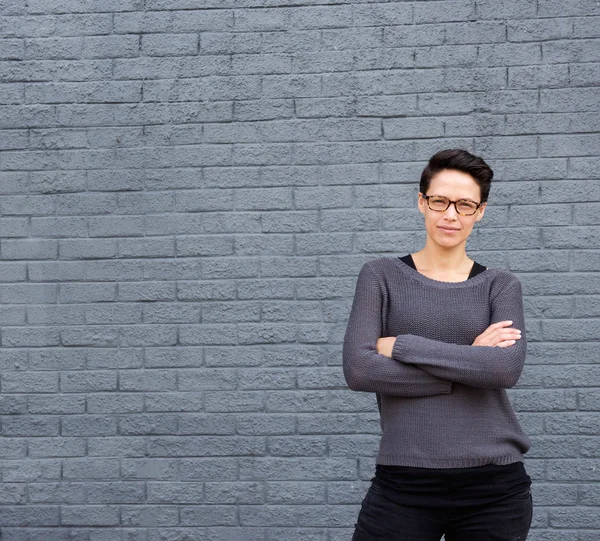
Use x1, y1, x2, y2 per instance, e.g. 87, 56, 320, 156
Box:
352, 481, 533, 541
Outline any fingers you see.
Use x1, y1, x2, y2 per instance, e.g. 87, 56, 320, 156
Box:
495, 339, 518, 348
479, 320, 516, 337
473, 321, 522, 347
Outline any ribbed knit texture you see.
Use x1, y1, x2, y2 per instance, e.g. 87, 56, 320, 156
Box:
343, 257, 531, 468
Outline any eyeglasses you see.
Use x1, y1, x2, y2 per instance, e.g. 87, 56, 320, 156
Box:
422, 194, 482, 216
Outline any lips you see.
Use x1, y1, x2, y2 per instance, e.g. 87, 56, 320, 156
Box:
438, 226, 460, 232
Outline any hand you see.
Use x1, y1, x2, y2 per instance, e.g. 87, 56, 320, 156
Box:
376, 336, 397, 358
472, 320, 521, 348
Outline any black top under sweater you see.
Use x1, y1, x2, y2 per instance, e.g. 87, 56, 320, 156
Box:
364, 255, 530, 507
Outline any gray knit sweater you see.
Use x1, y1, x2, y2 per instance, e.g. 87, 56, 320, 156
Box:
342, 257, 531, 468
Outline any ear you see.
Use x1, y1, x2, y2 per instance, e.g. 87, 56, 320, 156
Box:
418, 192, 426, 214
475, 202, 487, 221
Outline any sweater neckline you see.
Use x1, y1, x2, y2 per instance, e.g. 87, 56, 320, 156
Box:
390, 256, 492, 289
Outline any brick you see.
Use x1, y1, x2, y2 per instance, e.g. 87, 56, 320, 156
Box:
574, 296, 600, 318
3, 458, 61, 482
181, 506, 237, 527
0, 38, 25, 59
178, 280, 236, 301
293, 51, 353, 75
87, 482, 145, 504
2, 416, 59, 436
84, 261, 142, 282
522, 295, 572, 318
550, 508, 600, 528
509, 65, 569, 89
62, 415, 117, 437
0, 396, 28, 415
1, 239, 57, 260
2, 326, 60, 347
128, 213, 201, 236
573, 15, 600, 38
59, 239, 117, 260
148, 435, 265, 457
25, 36, 82, 60
180, 458, 238, 481
25, 349, 83, 371
142, 33, 198, 57
541, 180, 600, 203
542, 87, 600, 112
88, 393, 144, 414
88, 437, 146, 458
538, 0, 600, 16
0, 172, 28, 193
296, 97, 355, 119
543, 319, 600, 341
205, 482, 264, 504
507, 18, 571, 42
31, 217, 88, 238
2, 371, 59, 394
124, 325, 179, 346
544, 226, 600, 249
179, 414, 236, 435
541, 134, 600, 157
268, 436, 327, 457
571, 62, 600, 87
145, 348, 203, 368
84, 304, 142, 325
61, 506, 120, 527
204, 391, 264, 412
0, 506, 59, 527
60, 325, 119, 347
239, 458, 357, 481
28, 437, 86, 458
234, 99, 294, 122
118, 282, 176, 301
119, 414, 178, 435
86, 350, 141, 371
118, 192, 174, 215
60, 371, 116, 393
59, 282, 116, 303
83, 35, 139, 58
145, 392, 203, 412
147, 482, 204, 504
29, 396, 85, 414
204, 347, 262, 367
509, 204, 572, 227
120, 370, 177, 392
0, 483, 29, 504
26, 81, 141, 104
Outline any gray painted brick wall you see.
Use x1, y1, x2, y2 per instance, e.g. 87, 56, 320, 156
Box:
0, 1, 599, 539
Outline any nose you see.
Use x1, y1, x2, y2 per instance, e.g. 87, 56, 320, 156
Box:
443, 202, 459, 219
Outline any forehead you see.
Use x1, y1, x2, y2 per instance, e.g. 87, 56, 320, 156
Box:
428, 169, 481, 199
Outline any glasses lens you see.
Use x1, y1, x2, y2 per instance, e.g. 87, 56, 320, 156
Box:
428, 196, 449, 211
456, 200, 478, 215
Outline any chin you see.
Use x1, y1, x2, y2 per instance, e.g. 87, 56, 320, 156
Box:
432, 235, 467, 249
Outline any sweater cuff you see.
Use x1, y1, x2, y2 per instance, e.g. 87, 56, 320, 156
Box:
392, 335, 453, 394
391, 334, 408, 363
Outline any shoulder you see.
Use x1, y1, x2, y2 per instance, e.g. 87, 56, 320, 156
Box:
354, 257, 403, 290
359, 257, 401, 278
484, 268, 523, 299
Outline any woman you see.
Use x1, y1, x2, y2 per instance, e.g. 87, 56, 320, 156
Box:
343, 149, 532, 541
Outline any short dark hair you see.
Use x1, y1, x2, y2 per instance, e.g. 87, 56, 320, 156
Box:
420, 149, 493, 202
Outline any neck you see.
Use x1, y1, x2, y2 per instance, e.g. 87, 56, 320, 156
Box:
413, 240, 472, 276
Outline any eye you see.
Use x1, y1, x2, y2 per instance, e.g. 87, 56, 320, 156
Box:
430, 197, 448, 205
457, 200, 477, 211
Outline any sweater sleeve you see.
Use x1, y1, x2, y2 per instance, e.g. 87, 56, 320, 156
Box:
343, 262, 453, 397
391, 275, 527, 389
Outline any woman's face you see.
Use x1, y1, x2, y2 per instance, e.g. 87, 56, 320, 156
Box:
418, 169, 486, 251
